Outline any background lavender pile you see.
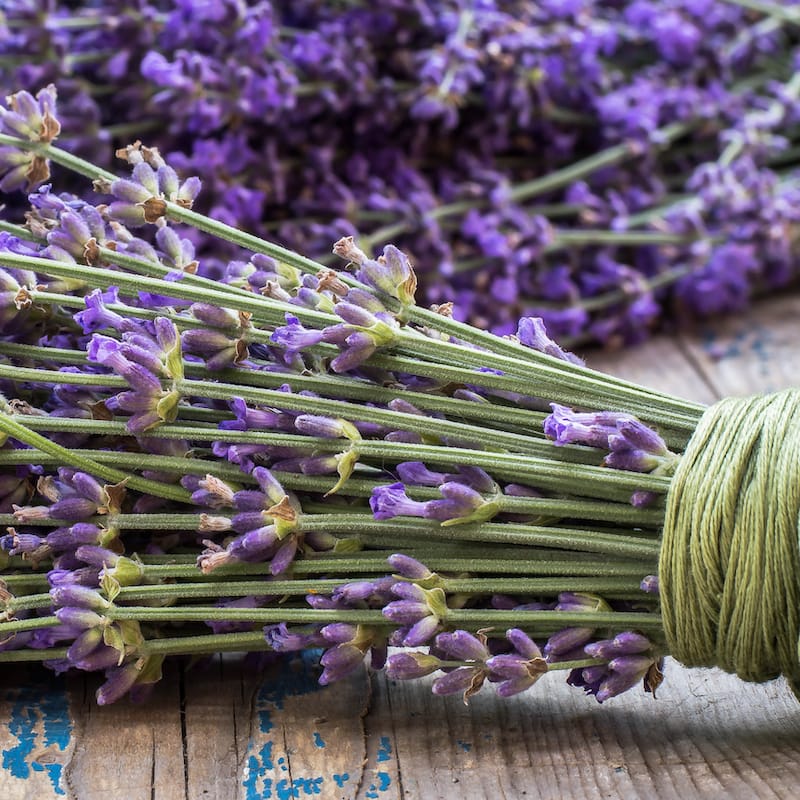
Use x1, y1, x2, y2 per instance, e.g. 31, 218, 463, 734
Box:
2, 0, 800, 345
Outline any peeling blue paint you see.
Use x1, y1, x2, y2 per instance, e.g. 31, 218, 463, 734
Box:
376, 735, 392, 762
244, 651, 328, 799
456, 739, 472, 752
312, 731, 325, 748
376, 772, 391, 791
1, 680, 71, 796
332, 773, 349, 787
256, 650, 323, 734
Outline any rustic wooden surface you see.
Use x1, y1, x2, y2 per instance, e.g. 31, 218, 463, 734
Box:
0, 293, 799, 800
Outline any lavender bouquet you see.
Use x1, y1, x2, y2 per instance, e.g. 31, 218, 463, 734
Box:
0, 87, 795, 706
2, 1, 800, 344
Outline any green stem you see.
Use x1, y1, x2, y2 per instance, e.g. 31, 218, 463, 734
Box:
0, 440, 671, 505
0, 412, 191, 503
300, 515, 662, 560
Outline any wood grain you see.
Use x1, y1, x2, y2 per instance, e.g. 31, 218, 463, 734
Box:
1, 293, 798, 799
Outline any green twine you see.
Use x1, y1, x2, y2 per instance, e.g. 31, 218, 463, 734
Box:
660, 389, 800, 691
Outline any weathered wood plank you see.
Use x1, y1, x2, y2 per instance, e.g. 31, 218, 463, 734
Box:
237, 651, 372, 800
64, 661, 185, 800
676, 293, 800, 399
183, 653, 264, 800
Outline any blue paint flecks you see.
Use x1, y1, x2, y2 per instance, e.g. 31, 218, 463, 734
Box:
456, 739, 472, 752
332, 773, 350, 787
376, 772, 391, 791
2, 681, 71, 795
376, 735, 392, 762
312, 731, 325, 748
256, 650, 323, 735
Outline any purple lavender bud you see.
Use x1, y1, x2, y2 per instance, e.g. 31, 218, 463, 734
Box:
452, 466, 497, 494
269, 538, 298, 575
484, 653, 528, 679
596, 656, 654, 703
1, 532, 43, 555
263, 623, 325, 652
403, 615, 442, 647
396, 463, 447, 487
333, 302, 376, 327
329, 331, 377, 373
389, 582, 427, 602
603, 450, 663, 472
190, 303, 238, 329
73, 645, 122, 672
319, 644, 365, 685
438, 481, 483, 507
369, 483, 429, 520
331, 581, 379, 604
96, 662, 141, 705
270, 314, 325, 360
74, 546, 119, 569
544, 627, 595, 657
506, 628, 543, 660
50, 585, 109, 610
320, 623, 357, 644
67, 627, 105, 663
544, 404, 630, 449
48, 496, 99, 521
435, 631, 489, 662
385, 652, 441, 680
640, 575, 660, 594
70, 473, 105, 505
294, 415, 359, 440
581, 665, 609, 686
612, 632, 652, 654
55, 607, 104, 630
47, 567, 100, 588
516, 317, 584, 366
383, 600, 429, 625
612, 419, 669, 456
431, 667, 479, 696
353, 244, 417, 305
387, 554, 433, 580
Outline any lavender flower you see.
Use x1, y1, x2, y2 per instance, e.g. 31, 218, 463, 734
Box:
0, 85, 60, 191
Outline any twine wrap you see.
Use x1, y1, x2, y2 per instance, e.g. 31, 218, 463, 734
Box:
660, 389, 800, 689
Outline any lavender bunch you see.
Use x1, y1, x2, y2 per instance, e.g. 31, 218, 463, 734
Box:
2, 1, 800, 345
0, 90, 793, 708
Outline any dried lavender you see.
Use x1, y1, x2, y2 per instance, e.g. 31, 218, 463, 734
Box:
0, 89, 790, 708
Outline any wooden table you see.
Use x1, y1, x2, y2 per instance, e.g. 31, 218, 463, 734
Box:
1, 294, 798, 800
